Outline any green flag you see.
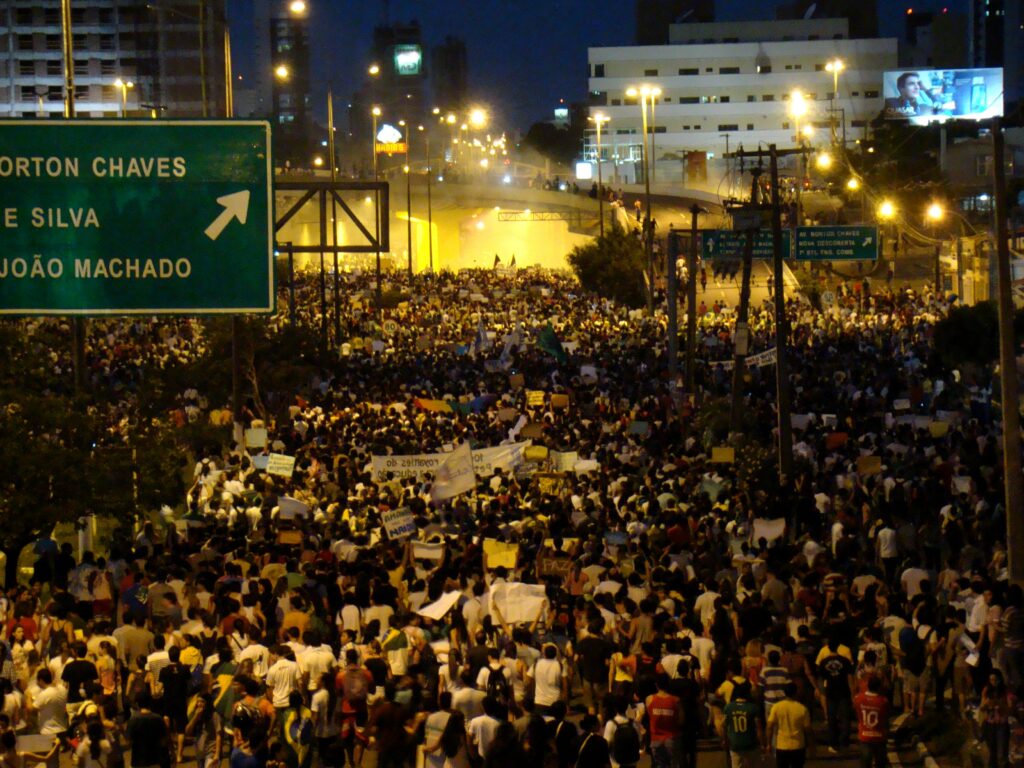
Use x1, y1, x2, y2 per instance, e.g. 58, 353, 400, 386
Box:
538, 323, 567, 364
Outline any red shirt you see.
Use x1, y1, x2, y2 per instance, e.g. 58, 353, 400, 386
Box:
854, 691, 890, 743
646, 692, 681, 741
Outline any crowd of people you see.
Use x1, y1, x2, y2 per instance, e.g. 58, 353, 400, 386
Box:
1, 263, 1020, 768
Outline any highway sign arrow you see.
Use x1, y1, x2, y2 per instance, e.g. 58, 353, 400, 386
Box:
205, 190, 250, 241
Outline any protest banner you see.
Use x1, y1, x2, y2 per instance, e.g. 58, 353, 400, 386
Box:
265, 453, 296, 478
535, 472, 566, 495
752, 518, 786, 542
382, 507, 417, 540
417, 591, 462, 621
483, 539, 518, 569
488, 582, 546, 624
711, 446, 735, 463
550, 393, 570, 409
370, 441, 531, 481
573, 459, 600, 474
414, 398, 452, 413
412, 541, 445, 561
538, 556, 573, 578
706, 347, 778, 371
524, 445, 549, 463
244, 428, 268, 449
580, 364, 598, 381
551, 450, 578, 472
431, 442, 475, 502
520, 423, 544, 440
277, 496, 309, 519
856, 455, 883, 476
527, 390, 545, 407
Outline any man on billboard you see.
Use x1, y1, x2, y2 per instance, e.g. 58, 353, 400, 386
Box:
884, 72, 952, 119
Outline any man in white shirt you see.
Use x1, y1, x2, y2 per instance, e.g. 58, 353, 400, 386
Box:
901, 564, 930, 600
528, 645, 566, 714
468, 697, 503, 762
298, 630, 336, 692
265, 646, 301, 710
28, 669, 67, 736
236, 628, 270, 678
694, 583, 720, 630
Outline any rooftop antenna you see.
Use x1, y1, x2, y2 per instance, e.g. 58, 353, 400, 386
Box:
803, 3, 817, 19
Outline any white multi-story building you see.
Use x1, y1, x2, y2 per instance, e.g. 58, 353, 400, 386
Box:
586, 18, 897, 186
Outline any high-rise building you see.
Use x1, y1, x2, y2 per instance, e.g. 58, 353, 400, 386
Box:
0, 0, 226, 119
776, 0, 878, 39
969, 0, 1024, 104
431, 35, 467, 113
636, 0, 714, 45
902, 9, 968, 69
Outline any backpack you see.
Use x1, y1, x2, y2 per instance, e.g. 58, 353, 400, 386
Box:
342, 667, 369, 703
486, 666, 510, 704
610, 718, 641, 766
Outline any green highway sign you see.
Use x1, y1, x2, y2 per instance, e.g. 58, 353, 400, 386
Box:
795, 225, 879, 261
701, 229, 791, 260
0, 120, 274, 315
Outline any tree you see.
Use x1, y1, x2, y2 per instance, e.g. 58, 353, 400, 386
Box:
568, 224, 648, 309
521, 121, 583, 167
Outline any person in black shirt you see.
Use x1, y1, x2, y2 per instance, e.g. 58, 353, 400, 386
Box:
817, 636, 855, 753
575, 623, 615, 715
158, 645, 192, 763
61, 641, 98, 713
574, 713, 610, 768
127, 691, 170, 768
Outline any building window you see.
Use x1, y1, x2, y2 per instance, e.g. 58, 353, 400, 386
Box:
705, 67, 713, 72
654, 126, 666, 133
809, 35, 820, 40
615, 129, 633, 135
679, 67, 698, 75
47, 86, 63, 101
724, 37, 739, 42
98, 8, 114, 24
662, 97, 671, 102
72, 34, 87, 49
679, 96, 699, 104
594, 63, 604, 77
644, 68, 658, 76
102, 86, 118, 102
747, 95, 756, 102
757, 65, 772, 74
720, 66, 740, 74
74, 59, 89, 75
851, 120, 866, 127
851, 91, 860, 97
15, 8, 33, 24
100, 60, 117, 75
18, 35, 35, 51
610, 98, 621, 106
74, 85, 89, 101
44, 8, 61, 25
865, 90, 880, 98
70, 8, 86, 24
782, 122, 790, 129
794, 64, 802, 70
18, 60, 34, 76
19, 86, 36, 102
99, 35, 116, 51
718, 124, 739, 131
681, 125, 689, 130
815, 63, 825, 71
747, 123, 754, 129
700, 95, 711, 103
47, 60, 62, 76
720, 96, 730, 103
762, 94, 775, 101
45, 35, 62, 51
977, 155, 994, 176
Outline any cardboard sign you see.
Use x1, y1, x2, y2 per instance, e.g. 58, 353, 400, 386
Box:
276, 530, 303, 546
856, 455, 882, 476
277, 496, 309, 519
539, 556, 573, 578
752, 518, 786, 542
550, 393, 570, 409
580, 364, 598, 381
265, 453, 296, 478
893, 398, 911, 411
520, 423, 544, 440
524, 445, 549, 462
711, 446, 735, 464
527, 390, 545, 407
483, 539, 519, 569
551, 450, 578, 472
382, 507, 417, 540
417, 591, 462, 621
535, 472, 567, 495
488, 582, 546, 624
412, 541, 445, 560
825, 432, 848, 450
929, 421, 950, 438
244, 428, 268, 449
497, 407, 518, 422
509, 373, 525, 389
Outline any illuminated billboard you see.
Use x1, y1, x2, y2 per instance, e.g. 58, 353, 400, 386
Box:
883, 68, 1003, 124
394, 45, 422, 76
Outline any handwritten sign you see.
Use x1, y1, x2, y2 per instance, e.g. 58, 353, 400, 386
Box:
711, 446, 735, 463
483, 539, 519, 569
527, 390, 545, 407
265, 453, 296, 478
539, 557, 573, 578
382, 507, 417, 540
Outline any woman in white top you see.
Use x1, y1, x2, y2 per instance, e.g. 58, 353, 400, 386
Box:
422, 709, 470, 768
75, 722, 112, 768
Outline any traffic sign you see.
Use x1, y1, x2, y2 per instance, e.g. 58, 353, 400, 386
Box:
0, 120, 274, 315
795, 226, 879, 261
701, 229, 791, 260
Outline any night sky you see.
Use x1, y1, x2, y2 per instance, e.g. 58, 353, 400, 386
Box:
226, 0, 968, 132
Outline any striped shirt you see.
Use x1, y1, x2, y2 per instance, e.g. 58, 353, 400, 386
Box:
759, 664, 791, 707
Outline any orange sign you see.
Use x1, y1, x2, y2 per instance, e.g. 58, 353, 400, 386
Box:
375, 142, 407, 154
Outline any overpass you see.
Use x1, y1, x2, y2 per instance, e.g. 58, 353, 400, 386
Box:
273, 170, 728, 273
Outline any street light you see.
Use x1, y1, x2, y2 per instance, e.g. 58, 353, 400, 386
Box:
288, 0, 306, 13
626, 84, 659, 312
789, 90, 809, 226
469, 108, 487, 128
815, 151, 832, 171
274, 64, 289, 80
878, 200, 895, 219
825, 58, 845, 143
368, 64, 380, 76
113, 77, 134, 118
371, 105, 381, 179
589, 112, 610, 236
846, 177, 860, 190
927, 202, 945, 294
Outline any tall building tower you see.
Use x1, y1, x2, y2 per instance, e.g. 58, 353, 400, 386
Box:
776, 0, 879, 39
636, 0, 714, 45
431, 35, 467, 113
0, 0, 225, 119
969, 0, 1024, 104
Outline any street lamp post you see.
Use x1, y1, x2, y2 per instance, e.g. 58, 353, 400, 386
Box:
399, 119, 413, 276
825, 58, 844, 145
627, 86, 657, 313
371, 106, 381, 179
788, 90, 809, 227
878, 199, 896, 266
927, 202, 945, 296
425, 134, 433, 272
114, 78, 134, 117
590, 113, 609, 237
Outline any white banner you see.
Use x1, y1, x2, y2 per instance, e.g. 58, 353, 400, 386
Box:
551, 450, 578, 473
277, 496, 309, 519
752, 517, 786, 542
412, 541, 445, 560
706, 347, 777, 371
431, 442, 476, 501
265, 453, 296, 478
417, 591, 462, 621
488, 582, 547, 625
371, 441, 531, 481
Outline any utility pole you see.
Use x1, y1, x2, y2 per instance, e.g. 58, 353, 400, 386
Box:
730, 168, 763, 434
667, 231, 679, 380
426, 136, 433, 272
992, 120, 1024, 583
61, 0, 86, 394
685, 204, 701, 395
769, 145, 794, 483
328, 88, 340, 345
